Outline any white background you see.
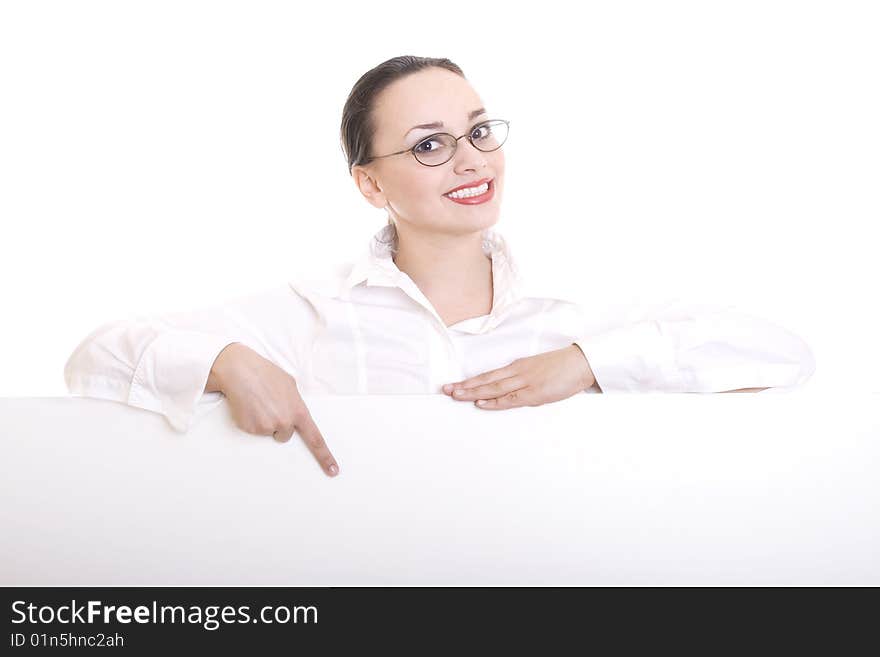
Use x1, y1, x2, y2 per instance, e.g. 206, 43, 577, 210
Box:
1, 0, 877, 396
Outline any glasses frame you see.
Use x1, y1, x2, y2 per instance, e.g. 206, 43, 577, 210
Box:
363, 119, 510, 167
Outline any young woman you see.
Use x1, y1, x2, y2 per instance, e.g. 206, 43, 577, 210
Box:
64, 55, 816, 479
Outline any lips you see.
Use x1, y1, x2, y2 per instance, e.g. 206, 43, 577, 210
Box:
443, 178, 495, 205
444, 177, 494, 195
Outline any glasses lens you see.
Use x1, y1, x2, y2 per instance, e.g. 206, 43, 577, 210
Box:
471, 120, 509, 152
413, 134, 458, 166
412, 120, 509, 166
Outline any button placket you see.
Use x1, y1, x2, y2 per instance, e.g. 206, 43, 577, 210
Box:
445, 329, 465, 384
425, 318, 454, 393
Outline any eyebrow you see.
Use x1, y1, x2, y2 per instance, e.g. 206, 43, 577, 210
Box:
405, 108, 487, 137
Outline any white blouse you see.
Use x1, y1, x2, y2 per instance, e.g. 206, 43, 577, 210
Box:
64, 224, 816, 432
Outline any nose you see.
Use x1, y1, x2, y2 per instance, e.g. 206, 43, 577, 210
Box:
452, 136, 489, 172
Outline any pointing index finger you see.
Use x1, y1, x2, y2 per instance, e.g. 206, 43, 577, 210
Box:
295, 410, 339, 477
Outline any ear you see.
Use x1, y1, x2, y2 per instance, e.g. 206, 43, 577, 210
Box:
351, 165, 387, 209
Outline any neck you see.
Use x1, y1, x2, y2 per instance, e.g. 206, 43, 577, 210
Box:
391, 222, 493, 312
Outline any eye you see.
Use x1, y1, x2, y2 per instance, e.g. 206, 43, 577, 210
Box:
414, 137, 445, 153
471, 122, 492, 140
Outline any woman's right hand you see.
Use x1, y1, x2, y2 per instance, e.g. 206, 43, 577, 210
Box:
206, 343, 339, 477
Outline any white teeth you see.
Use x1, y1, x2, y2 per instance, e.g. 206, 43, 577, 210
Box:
446, 182, 490, 199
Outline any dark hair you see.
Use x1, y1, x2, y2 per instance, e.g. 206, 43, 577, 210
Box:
340, 55, 465, 176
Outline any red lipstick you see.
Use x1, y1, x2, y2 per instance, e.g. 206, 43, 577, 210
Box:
443, 178, 495, 205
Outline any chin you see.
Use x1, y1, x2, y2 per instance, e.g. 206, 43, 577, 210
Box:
471, 214, 501, 233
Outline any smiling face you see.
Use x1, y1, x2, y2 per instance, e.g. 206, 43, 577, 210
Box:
351, 67, 505, 238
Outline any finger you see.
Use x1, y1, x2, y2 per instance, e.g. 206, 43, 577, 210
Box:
475, 387, 531, 410
451, 374, 525, 401
271, 416, 300, 442
273, 428, 294, 443
294, 410, 339, 477
446, 361, 519, 392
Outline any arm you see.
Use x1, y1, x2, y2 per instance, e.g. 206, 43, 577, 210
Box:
205, 342, 245, 393
63, 283, 321, 432
571, 298, 815, 393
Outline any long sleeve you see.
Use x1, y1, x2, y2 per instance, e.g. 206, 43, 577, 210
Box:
571, 298, 816, 393
64, 282, 321, 432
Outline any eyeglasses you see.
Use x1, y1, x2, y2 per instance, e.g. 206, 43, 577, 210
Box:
363, 119, 510, 167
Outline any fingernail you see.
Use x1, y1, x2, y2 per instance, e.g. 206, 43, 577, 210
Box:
442, 384, 452, 393
454, 389, 464, 396
476, 400, 486, 406
328, 464, 338, 476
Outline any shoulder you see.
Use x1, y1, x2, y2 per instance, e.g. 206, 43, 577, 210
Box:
287, 259, 355, 302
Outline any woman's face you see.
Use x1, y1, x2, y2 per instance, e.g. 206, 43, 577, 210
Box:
353, 67, 505, 237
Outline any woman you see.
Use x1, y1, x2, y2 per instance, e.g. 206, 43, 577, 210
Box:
64, 55, 816, 479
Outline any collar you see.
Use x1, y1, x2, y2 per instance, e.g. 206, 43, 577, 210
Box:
289, 224, 581, 322
343, 223, 524, 296
346, 224, 560, 321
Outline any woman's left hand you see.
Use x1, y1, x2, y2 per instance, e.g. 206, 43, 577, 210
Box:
442, 344, 598, 410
